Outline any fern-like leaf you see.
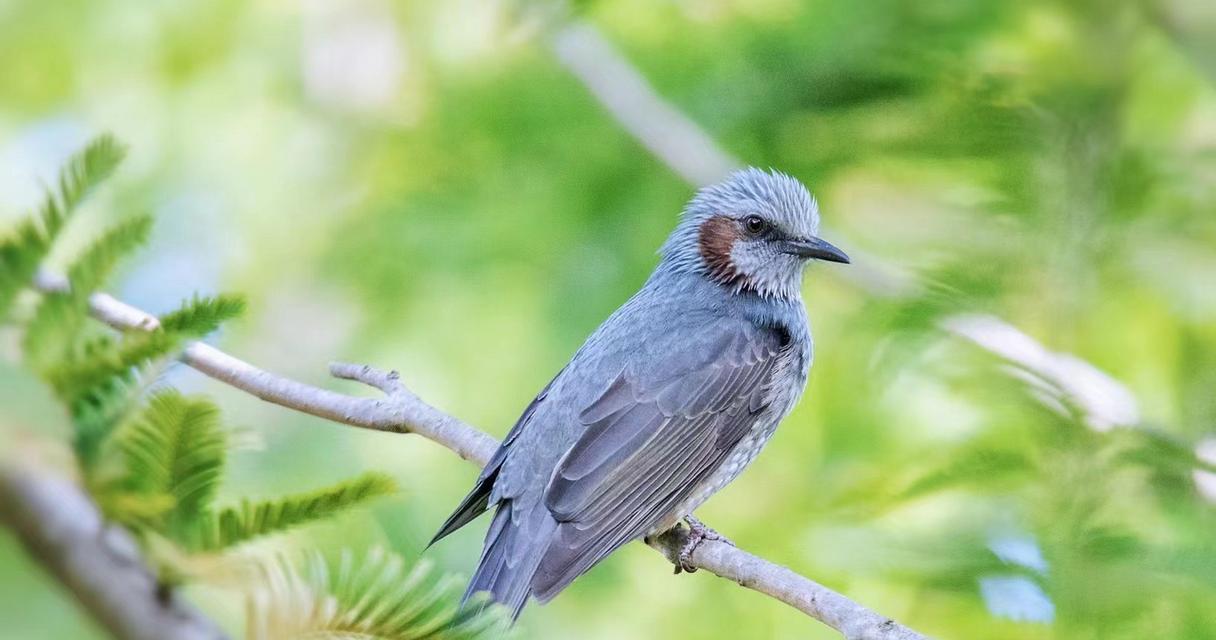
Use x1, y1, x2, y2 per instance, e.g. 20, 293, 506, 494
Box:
0, 134, 126, 318
20, 292, 87, 373
23, 214, 153, 372
246, 549, 508, 640
51, 294, 246, 399
67, 213, 153, 296
47, 332, 173, 401
71, 373, 145, 471
192, 473, 397, 552
0, 222, 45, 319
160, 294, 247, 336
43, 134, 127, 239
49, 293, 247, 462
108, 391, 227, 531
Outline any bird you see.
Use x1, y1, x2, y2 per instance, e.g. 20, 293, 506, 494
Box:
429, 167, 849, 620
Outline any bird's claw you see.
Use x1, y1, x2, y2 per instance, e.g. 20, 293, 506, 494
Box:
675, 515, 733, 574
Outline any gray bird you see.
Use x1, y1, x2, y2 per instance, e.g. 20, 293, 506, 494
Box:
430, 168, 849, 619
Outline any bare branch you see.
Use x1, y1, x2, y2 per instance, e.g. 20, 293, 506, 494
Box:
942, 314, 1140, 432
36, 273, 499, 464
549, 22, 739, 187
648, 527, 925, 640
330, 362, 406, 397
0, 461, 228, 640
35, 269, 161, 331
21, 274, 926, 639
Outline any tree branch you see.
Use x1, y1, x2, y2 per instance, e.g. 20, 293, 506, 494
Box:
549, 22, 739, 187
0, 461, 229, 640
20, 274, 926, 639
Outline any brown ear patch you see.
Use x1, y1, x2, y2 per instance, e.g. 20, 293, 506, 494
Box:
698, 215, 743, 285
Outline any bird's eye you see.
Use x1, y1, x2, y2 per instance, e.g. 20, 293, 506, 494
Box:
742, 215, 768, 236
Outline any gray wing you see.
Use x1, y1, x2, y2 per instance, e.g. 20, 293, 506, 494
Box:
531, 319, 786, 600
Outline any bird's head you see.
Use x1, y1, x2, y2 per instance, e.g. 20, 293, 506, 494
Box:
660, 168, 849, 300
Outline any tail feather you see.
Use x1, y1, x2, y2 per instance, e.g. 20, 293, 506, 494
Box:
462, 499, 556, 620
429, 480, 492, 548
461, 506, 510, 604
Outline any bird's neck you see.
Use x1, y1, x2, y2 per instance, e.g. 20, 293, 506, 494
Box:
648, 259, 805, 305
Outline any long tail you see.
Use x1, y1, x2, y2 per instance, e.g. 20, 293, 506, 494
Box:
461, 499, 557, 620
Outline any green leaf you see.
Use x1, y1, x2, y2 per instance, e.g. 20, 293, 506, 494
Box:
49, 294, 245, 404
21, 292, 88, 374
0, 222, 45, 319
160, 294, 247, 336
895, 447, 1035, 504
192, 473, 397, 551
54, 294, 246, 393
71, 374, 144, 469
94, 489, 177, 532
1113, 428, 1216, 476
47, 331, 175, 402
22, 214, 153, 372
0, 134, 126, 319
43, 134, 127, 239
67, 213, 153, 296
42, 292, 245, 462
247, 549, 509, 640
108, 391, 227, 531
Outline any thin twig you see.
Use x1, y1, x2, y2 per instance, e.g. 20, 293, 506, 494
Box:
330, 362, 406, 397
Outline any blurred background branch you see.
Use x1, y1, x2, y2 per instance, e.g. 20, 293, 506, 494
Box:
549, 21, 739, 186
0, 461, 227, 640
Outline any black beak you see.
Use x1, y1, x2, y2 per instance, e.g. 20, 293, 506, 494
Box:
780, 236, 850, 264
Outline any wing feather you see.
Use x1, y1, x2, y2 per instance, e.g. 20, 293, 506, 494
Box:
532, 320, 785, 600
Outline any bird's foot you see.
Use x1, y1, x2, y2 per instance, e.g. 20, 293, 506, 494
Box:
675, 515, 733, 574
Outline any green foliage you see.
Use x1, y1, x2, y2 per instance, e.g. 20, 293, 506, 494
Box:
47, 332, 173, 402
1, 136, 454, 637
160, 294, 247, 336
897, 447, 1033, 502
100, 390, 397, 555
0, 145, 249, 464
45, 135, 127, 236
193, 472, 398, 552
43, 294, 249, 459
70, 214, 153, 296
0, 134, 125, 319
0, 222, 46, 320
0, 137, 161, 465
46, 295, 247, 404
247, 549, 509, 640
108, 390, 227, 529
22, 213, 153, 371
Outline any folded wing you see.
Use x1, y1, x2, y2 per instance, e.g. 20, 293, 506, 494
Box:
531, 319, 785, 600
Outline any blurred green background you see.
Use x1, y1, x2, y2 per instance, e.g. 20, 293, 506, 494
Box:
2, 0, 1215, 638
